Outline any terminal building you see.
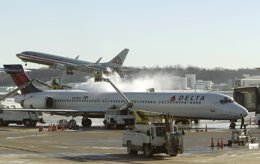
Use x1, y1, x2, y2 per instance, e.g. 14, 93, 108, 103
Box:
195, 80, 214, 90
185, 74, 196, 89
169, 76, 188, 90
168, 74, 213, 90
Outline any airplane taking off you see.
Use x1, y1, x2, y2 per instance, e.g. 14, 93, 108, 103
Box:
16, 49, 129, 75
3, 64, 248, 127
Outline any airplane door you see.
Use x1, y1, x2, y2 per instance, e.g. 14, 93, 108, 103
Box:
210, 104, 215, 112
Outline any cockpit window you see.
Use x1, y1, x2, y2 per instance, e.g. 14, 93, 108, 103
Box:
219, 97, 234, 104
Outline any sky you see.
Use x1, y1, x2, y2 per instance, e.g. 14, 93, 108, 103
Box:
0, 0, 260, 69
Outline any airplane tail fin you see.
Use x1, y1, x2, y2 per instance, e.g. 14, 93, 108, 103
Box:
3, 64, 42, 94
105, 49, 129, 69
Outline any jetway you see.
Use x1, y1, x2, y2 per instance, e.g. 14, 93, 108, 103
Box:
233, 87, 260, 125
233, 87, 260, 113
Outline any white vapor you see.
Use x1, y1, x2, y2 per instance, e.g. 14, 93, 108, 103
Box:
69, 72, 174, 92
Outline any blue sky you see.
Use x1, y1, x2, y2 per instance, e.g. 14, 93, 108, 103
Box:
0, 0, 260, 69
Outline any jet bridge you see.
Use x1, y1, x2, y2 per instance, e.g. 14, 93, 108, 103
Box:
233, 87, 260, 125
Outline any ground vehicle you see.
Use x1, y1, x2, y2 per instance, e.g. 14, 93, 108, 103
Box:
0, 97, 44, 127
95, 72, 135, 129
103, 109, 134, 129
122, 111, 184, 157
96, 72, 183, 156
228, 128, 257, 146
0, 109, 44, 127
57, 119, 80, 130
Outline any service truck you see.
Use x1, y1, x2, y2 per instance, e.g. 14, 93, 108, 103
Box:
122, 111, 184, 157
0, 103, 44, 127
103, 108, 135, 129
94, 71, 135, 129
93, 72, 184, 156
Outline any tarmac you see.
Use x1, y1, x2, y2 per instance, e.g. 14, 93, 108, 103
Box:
0, 124, 260, 164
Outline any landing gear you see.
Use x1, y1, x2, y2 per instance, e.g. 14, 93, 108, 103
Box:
66, 70, 74, 75
82, 117, 92, 127
194, 119, 199, 124
229, 121, 236, 129
68, 119, 80, 130
23, 119, 36, 127
175, 119, 190, 124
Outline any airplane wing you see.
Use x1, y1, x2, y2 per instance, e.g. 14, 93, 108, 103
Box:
0, 108, 106, 117
56, 61, 105, 73
75, 64, 105, 72
0, 67, 32, 72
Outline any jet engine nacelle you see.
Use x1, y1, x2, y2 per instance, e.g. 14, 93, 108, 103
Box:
51, 63, 66, 70
21, 95, 54, 109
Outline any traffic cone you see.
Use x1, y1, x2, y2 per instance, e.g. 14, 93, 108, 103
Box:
205, 124, 208, 132
61, 123, 65, 131
221, 138, 224, 149
51, 124, 55, 131
53, 124, 57, 131
211, 137, 214, 147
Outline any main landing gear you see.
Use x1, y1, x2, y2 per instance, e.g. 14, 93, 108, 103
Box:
229, 121, 236, 129
82, 117, 92, 127
66, 70, 74, 75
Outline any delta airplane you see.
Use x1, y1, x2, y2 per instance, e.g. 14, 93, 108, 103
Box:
3, 64, 248, 127
16, 49, 129, 75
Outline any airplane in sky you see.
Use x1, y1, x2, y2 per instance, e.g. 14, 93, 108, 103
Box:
3, 64, 248, 127
16, 49, 129, 75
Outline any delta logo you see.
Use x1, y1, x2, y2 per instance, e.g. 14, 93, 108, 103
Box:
170, 95, 205, 104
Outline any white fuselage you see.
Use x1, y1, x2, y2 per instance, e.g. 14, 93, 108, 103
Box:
14, 90, 248, 120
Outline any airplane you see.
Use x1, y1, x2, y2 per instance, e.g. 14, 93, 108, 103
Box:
16, 49, 129, 75
3, 64, 248, 127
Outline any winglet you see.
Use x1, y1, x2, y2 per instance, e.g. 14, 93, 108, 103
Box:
75, 55, 79, 60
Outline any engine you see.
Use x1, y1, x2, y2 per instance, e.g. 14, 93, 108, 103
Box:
21, 95, 54, 109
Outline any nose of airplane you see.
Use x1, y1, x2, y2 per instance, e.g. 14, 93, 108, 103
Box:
16, 53, 22, 58
237, 103, 248, 117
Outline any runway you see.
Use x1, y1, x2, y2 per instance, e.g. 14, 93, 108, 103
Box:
0, 124, 260, 164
